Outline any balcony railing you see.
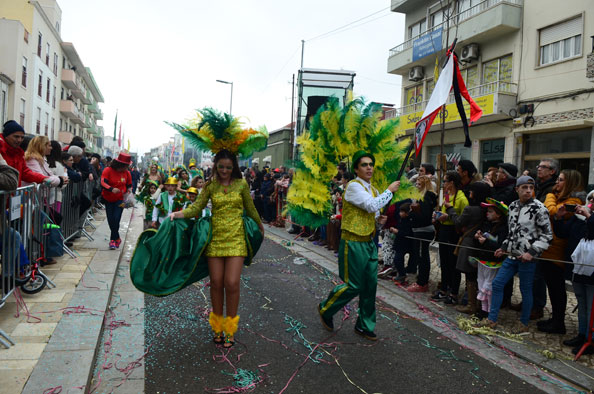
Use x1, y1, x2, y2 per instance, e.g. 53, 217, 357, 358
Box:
395, 81, 517, 117
389, 0, 523, 57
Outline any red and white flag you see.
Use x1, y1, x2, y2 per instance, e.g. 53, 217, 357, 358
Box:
414, 50, 483, 156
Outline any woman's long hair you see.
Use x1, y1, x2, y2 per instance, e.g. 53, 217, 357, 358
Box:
24, 136, 49, 164
557, 169, 583, 201
212, 149, 242, 182
416, 175, 434, 197
468, 181, 492, 206
46, 140, 63, 168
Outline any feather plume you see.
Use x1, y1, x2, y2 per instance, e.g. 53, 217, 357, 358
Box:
287, 97, 419, 228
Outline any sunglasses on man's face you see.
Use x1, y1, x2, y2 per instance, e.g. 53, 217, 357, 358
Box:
217, 164, 233, 171
359, 162, 374, 168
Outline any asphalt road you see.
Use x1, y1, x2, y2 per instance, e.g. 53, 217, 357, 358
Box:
144, 238, 544, 394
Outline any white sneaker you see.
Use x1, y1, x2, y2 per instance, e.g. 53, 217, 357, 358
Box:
378, 266, 394, 278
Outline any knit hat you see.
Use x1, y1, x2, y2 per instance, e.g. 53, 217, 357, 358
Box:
516, 175, 535, 187
498, 162, 518, 178
2, 120, 25, 136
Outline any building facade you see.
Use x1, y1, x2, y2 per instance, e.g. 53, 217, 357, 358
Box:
387, 0, 594, 184
252, 123, 293, 169
0, 0, 105, 153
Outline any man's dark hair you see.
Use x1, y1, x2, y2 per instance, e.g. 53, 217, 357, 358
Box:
458, 160, 477, 177
70, 140, 86, 149
400, 202, 411, 213
421, 163, 435, 175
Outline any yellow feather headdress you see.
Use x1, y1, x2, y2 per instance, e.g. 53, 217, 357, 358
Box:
167, 108, 268, 159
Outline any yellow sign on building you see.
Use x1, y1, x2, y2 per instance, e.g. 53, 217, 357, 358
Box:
398, 94, 495, 131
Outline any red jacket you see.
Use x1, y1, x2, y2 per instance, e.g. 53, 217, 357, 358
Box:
0, 135, 47, 187
101, 167, 132, 203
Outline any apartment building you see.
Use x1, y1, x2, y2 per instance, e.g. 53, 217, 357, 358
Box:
0, 0, 105, 154
387, 0, 594, 184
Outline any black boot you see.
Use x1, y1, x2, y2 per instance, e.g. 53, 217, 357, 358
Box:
563, 334, 585, 347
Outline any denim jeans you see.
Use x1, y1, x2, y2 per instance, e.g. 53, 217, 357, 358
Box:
573, 282, 594, 336
105, 200, 124, 241
489, 257, 537, 325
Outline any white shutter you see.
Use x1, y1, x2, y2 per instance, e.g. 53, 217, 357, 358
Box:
540, 15, 583, 46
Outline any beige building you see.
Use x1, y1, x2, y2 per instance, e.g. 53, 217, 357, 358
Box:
0, 0, 104, 154
387, 0, 594, 185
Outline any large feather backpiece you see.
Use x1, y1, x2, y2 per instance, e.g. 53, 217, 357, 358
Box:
286, 97, 419, 228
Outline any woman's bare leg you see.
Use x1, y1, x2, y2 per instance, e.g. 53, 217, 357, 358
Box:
223, 256, 244, 316
208, 257, 225, 315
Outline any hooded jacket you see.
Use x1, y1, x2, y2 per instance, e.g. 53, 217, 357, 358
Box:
0, 135, 46, 186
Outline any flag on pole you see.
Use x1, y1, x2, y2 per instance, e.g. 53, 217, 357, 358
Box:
113, 110, 118, 141
414, 48, 482, 156
118, 123, 122, 148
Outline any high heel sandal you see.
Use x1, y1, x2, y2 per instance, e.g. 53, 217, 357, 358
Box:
222, 315, 239, 349
209, 312, 224, 345
213, 332, 225, 345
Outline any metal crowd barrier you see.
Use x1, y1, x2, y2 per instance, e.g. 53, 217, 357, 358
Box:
0, 180, 96, 348
0, 186, 34, 347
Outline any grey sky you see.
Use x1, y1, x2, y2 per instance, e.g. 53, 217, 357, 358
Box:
57, 0, 405, 155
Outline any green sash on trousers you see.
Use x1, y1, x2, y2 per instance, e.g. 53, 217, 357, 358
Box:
319, 238, 378, 332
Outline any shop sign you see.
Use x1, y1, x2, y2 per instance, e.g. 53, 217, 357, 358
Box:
413, 28, 443, 62
398, 94, 495, 131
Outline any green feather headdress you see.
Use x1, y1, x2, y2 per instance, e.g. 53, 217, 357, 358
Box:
167, 108, 268, 159
287, 97, 419, 228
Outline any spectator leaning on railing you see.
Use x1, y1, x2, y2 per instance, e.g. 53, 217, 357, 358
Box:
0, 152, 19, 191
0, 121, 49, 187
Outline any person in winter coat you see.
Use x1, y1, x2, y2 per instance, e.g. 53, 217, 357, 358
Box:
563, 205, 594, 355
22, 136, 67, 197
0, 121, 48, 187
62, 152, 82, 183
536, 159, 558, 202
406, 175, 438, 293
433, 171, 469, 305
472, 199, 509, 318
537, 169, 586, 335
0, 152, 18, 191
491, 163, 518, 206
445, 181, 491, 314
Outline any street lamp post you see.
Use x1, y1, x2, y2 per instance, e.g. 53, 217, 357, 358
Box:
216, 79, 233, 115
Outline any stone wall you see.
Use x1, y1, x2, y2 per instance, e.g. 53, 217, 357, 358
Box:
532, 107, 594, 125
587, 53, 594, 80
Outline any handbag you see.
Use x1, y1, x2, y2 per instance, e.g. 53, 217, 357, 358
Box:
44, 223, 64, 258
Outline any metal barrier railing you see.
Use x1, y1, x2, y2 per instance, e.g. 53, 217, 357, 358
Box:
272, 186, 288, 227
0, 179, 97, 348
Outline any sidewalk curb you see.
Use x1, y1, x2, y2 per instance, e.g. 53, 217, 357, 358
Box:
21, 208, 135, 394
263, 225, 594, 392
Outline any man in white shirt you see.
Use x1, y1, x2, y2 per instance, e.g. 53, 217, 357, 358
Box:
318, 151, 400, 340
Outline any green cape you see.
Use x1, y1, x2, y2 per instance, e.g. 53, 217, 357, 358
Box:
130, 215, 263, 297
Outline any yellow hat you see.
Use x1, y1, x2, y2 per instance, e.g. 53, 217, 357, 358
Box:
186, 187, 198, 195
164, 177, 178, 185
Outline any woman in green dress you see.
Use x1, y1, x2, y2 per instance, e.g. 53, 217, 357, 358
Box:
169, 149, 264, 347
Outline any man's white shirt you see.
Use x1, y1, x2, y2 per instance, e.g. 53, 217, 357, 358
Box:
343, 177, 393, 218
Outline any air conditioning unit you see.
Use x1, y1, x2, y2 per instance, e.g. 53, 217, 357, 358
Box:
408, 66, 424, 82
460, 44, 479, 62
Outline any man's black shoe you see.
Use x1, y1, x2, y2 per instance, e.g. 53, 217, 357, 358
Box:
563, 334, 585, 347
354, 324, 377, 341
537, 318, 554, 328
287, 228, 299, 235
572, 344, 594, 355
318, 304, 333, 331
537, 321, 566, 334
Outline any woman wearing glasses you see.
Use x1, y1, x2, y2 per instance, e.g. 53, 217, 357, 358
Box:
168, 148, 264, 348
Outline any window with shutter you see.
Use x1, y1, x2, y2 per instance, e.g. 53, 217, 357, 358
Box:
539, 15, 583, 66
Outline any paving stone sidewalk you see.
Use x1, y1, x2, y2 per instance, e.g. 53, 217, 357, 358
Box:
0, 208, 132, 394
